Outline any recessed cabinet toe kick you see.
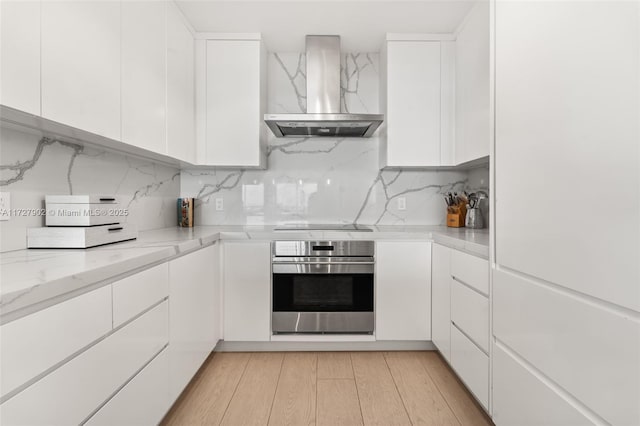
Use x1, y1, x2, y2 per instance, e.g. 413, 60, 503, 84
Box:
271, 241, 375, 334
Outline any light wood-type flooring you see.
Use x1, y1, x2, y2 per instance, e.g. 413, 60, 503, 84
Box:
162, 351, 493, 426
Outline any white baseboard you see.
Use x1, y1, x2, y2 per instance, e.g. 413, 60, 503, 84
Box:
214, 340, 436, 352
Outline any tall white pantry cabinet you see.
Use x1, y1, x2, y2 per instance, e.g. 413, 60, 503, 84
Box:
492, 1, 640, 425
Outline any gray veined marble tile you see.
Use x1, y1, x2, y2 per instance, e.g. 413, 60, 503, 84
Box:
0, 127, 180, 252
180, 51, 489, 227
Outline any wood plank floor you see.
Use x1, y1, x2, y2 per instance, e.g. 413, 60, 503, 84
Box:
162, 351, 493, 426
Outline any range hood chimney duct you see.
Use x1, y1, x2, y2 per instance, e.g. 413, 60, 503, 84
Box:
306, 35, 341, 114
264, 35, 384, 138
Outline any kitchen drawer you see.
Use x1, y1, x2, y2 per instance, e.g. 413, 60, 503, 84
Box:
451, 279, 489, 352
85, 348, 170, 426
0, 301, 169, 426
493, 343, 594, 426
450, 323, 489, 410
113, 263, 169, 327
0, 286, 112, 399
451, 249, 489, 295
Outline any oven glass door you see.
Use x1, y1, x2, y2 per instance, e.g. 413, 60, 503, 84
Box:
272, 273, 374, 312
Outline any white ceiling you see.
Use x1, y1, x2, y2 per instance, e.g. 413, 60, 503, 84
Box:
176, 0, 476, 51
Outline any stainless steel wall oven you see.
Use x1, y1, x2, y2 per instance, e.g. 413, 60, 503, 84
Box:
271, 241, 374, 334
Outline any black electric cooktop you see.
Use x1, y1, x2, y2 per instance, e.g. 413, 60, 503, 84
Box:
273, 224, 373, 232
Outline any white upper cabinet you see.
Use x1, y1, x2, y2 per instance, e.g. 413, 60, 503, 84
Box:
380, 36, 455, 168
166, 2, 196, 163
121, 1, 167, 154
198, 35, 267, 168
455, 1, 490, 164
41, 1, 121, 140
0, 0, 41, 115
376, 241, 432, 340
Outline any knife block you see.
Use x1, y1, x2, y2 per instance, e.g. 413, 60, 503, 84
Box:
446, 204, 467, 228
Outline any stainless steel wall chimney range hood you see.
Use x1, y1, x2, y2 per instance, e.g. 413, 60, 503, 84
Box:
264, 35, 384, 138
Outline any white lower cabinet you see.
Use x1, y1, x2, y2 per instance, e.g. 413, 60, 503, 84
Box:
431, 244, 490, 411
112, 263, 169, 327
0, 301, 168, 425
0, 244, 223, 425
450, 324, 489, 410
451, 279, 489, 352
493, 343, 593, 426
0, 286, 112, 400
451, 249, 489, 295
431, 243, 452, 361
85, 348, 170, 426
376, 241, 431, 340
223, 241, 271, 341
168, 244, 220, 401
494, 268, 640, 425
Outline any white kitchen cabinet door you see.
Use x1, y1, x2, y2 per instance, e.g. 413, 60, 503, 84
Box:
41, 1, 121, 140
85, 348, 170, 426
0, 286, 112, 399
166, 1, 196, 163
494, 269, 640, 426
431, 243, 451, 361
202, 37, 267, 168
382, 40, 441, 167
495, 1, 639, 311
168, 244, 219, 401
450, 279, 489, 353
1, 302, 168, 426
223, 241, 271, 341
112, 263, 169, 328
493, 344, 595, 426
455, 1, 490, 164
450, 249, 489, 296
210, 241, 222, 344
440, 41, 456, 166
0, 0, 40, 115
376, 241, 431, 340
450, 324, 489, 410
121, 1, 167, 154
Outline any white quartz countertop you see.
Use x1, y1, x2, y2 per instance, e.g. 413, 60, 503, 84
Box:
0, 225, 488, 322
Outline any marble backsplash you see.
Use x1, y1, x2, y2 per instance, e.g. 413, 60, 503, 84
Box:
0, 51, 490, 252
0, 126, 180, 252
180, 52, 490, 226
